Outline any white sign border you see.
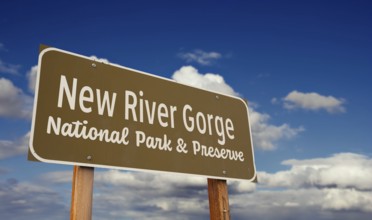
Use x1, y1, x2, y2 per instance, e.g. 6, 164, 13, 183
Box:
29, 47, 257, 182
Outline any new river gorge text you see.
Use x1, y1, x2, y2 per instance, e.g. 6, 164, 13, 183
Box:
44, 75, 245, 162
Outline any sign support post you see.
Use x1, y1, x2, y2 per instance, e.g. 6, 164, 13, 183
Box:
70, 166, 94, 220
208, 178, 230, 220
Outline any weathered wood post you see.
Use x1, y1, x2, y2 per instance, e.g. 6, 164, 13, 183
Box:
208, 178, 230, 220
70, 166, 94, 220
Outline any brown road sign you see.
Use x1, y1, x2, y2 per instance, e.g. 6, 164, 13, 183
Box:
29, 46, 256, 181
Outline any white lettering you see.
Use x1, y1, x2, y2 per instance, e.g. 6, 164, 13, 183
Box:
96, 89, 117, 117
135, 131, 172, 151
225, 118, 235, 140
145, 99, 156, 125
79, 86, 94, 113
215, 116, 225, 145
192, 140, 244, 162
182, 105, 235, 145
46, 116, 129, 145
125, 90, 177, 128
196, 112, 206, 134
125, 90, 137, 121
57, 75, 117, 117
183, 104, 194, 132
158, 103, 169, 127
57, 75, 77, 110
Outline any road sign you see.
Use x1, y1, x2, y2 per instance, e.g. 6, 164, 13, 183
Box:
29, 46, 256, 180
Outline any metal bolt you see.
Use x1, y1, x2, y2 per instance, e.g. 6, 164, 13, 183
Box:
216, 95, 219, 99
92, 63, 96, 68
222, 170, 227, 175
87, 155, 92, 160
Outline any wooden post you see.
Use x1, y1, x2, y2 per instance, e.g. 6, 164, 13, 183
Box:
208, 178, 230, 220
70, 166, 94, 220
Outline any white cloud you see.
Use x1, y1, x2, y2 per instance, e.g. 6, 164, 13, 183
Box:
0, 59, 21, 75
231, 187, 372, 219
0, 179, 68, 220
0, 78, 33, 119
282, 90, 346, 113
172, 66, 303, 150
29, 152, 372, 219
42, 169, 210, 219
0, 132, 30, 160
26, 65, 38, 93
91, 169, 371, 218
249, 108, 304, 150
172, 66, 238, 96
178, 49, 222, 65
322, 188, 372, 212
229, 152, 372, 218
42, 170, 208, 219
96, 169, 206, 189
229, 180, 256, 193
40, 171, 72, 184
90, 55, 110, 64
259, 153, 372, 190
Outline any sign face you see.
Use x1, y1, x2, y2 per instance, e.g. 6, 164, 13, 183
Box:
29, 47, 256, 181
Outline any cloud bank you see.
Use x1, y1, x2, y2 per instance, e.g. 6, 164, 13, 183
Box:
24, 152, 372, 219
259, 152, 372, 191
0, 177, 68, 220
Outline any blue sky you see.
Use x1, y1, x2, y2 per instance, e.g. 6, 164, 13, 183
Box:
1, 0, 372, 219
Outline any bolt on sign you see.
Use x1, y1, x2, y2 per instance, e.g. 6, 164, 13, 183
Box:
29, 46, 257, 181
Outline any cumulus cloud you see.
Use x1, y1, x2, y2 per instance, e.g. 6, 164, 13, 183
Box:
282, 90, 346, 113
43, 169, 206, 191
42, 169, 210, 219
229, 152, 372, 218
178, 49, 222, 66
322, 188, 372, 212
91, 170, 372, 218
39, 171, 72, 184
90, 55, 110, 64
259, 152, 372, 191
0, 59, 21, 75
32, 152, 372, 219
96, 170, 206, 189
172, 66, 303, 150
249, 108, 304, 150
0, 78, 33, 119
40, 169, 252, 219
230, 188, 372, 219
92, 170, 252, 219
0, 132, 30, 160
229, 180, 256, 193
26, 65, 38, 93
172, 66, 238, 96
0, 178, 68, 220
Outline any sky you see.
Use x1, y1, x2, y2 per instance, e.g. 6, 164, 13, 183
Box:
1, 0, 372, 219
